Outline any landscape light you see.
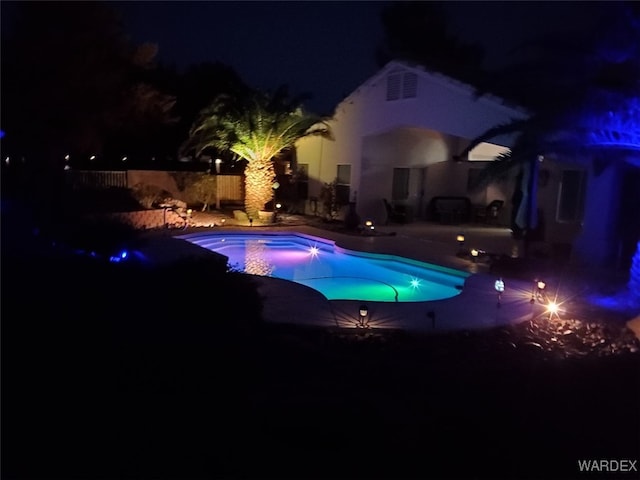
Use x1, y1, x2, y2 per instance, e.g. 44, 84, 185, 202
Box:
122, 156, 127, 162
90, 155, 96, 160
215, 158, 221, 173
531, 279, 547, 303
276, 203, 282, 209
456, 233, 465, 245
64, 154, 70, 161
359, 304, 369, 327
471, 248, 479, 262
365, 220, 373, 227
495, 277, 505, 307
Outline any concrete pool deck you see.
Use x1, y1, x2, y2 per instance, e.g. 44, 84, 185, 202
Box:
140, 221, 553, 333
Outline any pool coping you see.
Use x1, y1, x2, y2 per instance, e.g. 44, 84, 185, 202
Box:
162, 227, 548, 333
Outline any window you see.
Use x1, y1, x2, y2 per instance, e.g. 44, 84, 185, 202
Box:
336, 164, 351, 205
467, 168, 483, 192
556, 170, 586, 222
392, 168, 410, 201
386, 72, 418, 101
296, 163, 309, 199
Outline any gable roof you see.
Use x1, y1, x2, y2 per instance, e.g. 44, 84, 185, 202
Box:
341, 60, 529, 118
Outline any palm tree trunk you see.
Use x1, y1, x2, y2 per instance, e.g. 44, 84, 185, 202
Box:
244, 158, 275, 220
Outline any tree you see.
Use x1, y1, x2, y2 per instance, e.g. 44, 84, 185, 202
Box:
1, 2, 176, 170
376, 1, 486, 86
459, 3, 640, 263
181, 86, 329, 219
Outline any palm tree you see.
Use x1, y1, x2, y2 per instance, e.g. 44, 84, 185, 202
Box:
181, 86, 329, 219
459, 3, 640, 261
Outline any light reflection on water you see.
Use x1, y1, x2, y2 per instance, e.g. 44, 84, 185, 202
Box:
180, 233, 469, 302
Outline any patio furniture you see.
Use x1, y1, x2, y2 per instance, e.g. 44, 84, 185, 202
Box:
428, 196, 471, 224
383, 198, 409, 224
474, 199, 504, 225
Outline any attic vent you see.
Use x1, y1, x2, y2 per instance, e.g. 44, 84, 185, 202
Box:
403, 72, 417, 98
386, 72, 418, 101
386, 74, 401, 101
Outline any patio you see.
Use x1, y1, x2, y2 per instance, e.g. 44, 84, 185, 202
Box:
144, 211, 638, 337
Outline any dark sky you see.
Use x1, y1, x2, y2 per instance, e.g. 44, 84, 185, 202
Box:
1, 1, 610, 114
115, 1, 609, 114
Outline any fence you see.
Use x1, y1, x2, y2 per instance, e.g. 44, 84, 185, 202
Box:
215, 175, 244, 203
66, 170, 128, 190
65, 169, 244, 205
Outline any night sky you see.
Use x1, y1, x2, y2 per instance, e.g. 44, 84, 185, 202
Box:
114, 1, 608, 114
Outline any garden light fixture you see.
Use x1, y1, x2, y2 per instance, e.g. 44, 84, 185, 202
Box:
495, 278, 505, 307
359, 304, 369, 327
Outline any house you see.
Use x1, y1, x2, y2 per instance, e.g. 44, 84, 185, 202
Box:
295, 60, 639, 270
294, 60, 531, 224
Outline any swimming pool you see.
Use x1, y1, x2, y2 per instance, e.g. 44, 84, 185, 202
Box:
178, 232, 469, 302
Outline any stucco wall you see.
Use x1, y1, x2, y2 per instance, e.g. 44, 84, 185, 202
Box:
295, 62, 527, 221
85, 209, 182, 230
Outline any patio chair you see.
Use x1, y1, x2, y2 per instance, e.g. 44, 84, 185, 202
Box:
383, 199, 408, 224
476, 199, 504, 224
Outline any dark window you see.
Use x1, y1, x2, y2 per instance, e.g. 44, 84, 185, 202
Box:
467, 168, 483, 192
296, 163, 309, 199
392, 168, 410, 201
557, 170, 586, 222
336, 164, 351, 205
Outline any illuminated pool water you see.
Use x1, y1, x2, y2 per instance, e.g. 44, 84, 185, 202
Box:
178, 232, 469, 302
